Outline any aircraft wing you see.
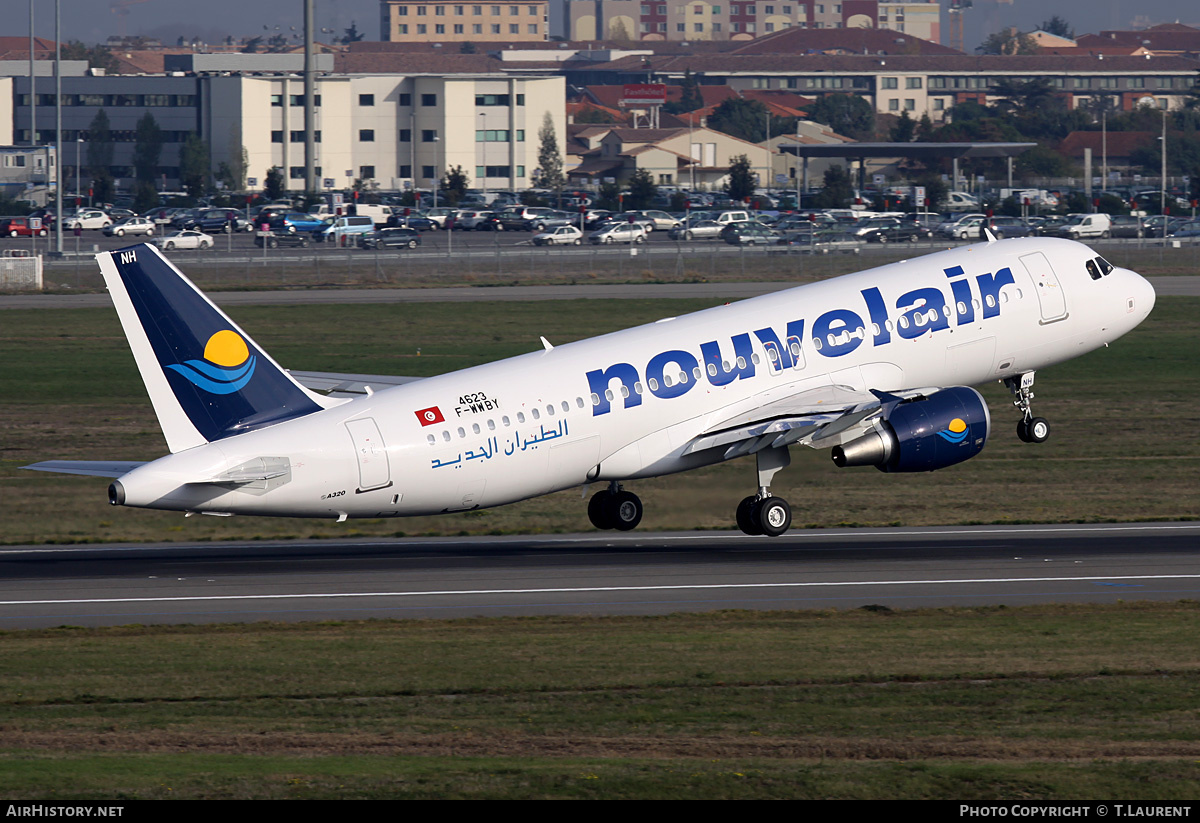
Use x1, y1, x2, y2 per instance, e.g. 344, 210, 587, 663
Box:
287, 370, 424, 399
22, 461, 148, 478
683, 383, 941, 460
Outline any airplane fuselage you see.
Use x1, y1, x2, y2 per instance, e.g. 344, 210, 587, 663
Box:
107, 238, 1154, 521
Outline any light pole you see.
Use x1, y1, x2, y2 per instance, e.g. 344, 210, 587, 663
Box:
433, 134, 439, 209
1160, 107, 1167, 248
479, 111, 487, 205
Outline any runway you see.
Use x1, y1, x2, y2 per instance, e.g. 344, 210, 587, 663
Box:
1, 522, 1196, 628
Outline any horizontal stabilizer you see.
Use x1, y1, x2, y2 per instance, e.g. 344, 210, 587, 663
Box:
288, 370, 423, 399
22, 461, 147, 478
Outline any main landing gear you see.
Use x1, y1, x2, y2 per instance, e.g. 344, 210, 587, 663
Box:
1006, 372, 1050, 444
735, 445, 793, 537
588, 481, 643, 531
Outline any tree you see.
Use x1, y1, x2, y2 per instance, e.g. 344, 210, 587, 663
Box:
1039, 15, 1074, 39
342, 22, 365, 44
626, 168, 657, 210
533, 112, 565, 199
132, 113, 163, 211
595, 179, 621, 211
977, 28, 1039, 56
805, 94, 875, 141
264, 167, 286, 201
85, 109, 115, 205
440, 165, 469, 206
664, 69, 703, 114
608, 19, 633, 42
889, 110, 916, 143
812, 165, 853, 209
707, 97, 797, 144
61, 41, 119, 74
723, 155, 756, 202
179, 134, 211, 198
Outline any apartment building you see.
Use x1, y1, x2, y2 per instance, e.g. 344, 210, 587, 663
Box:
381, 1, 550, 43
4, 56, 565, 193
576, 53, 1200, 121
567, 0, 940, 43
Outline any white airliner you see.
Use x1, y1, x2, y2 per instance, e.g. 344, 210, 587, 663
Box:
25, 237, 1154, 537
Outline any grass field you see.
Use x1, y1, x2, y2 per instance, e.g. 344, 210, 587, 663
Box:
1, 604, 1198, 799
1, 275, 1198, 799
1, 295, 1196, 545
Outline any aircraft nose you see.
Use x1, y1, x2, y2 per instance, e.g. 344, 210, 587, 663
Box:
1133, 272, 1156, 318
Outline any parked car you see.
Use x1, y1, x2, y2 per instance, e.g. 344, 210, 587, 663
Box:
1108, 215, 1144, 239
358, 227, 422, 250
936, 213, 986, 238
588, 222, 646, 245
454, 210, 495, 230
809, 231, 865, 254
320, 215, 376, 242
388, 214, 439, 231
0, 216, 49, 237
532, 225, 583, 246
155, 230, 214, 250
861, 221, 933, 243
1045, 213, 1112, 240
668, 220, 723, 241
722, 223, 780, 246
63, 210, 113, 230
191, 209, 252, 234
103, 217, 156, 237
254, 231, 311, 249
986, 216, 1037, 239
624, 210, 681, 231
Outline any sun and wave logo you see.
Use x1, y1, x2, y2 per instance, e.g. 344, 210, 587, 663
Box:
936, 418, 969, 444
165, 330, 256, 394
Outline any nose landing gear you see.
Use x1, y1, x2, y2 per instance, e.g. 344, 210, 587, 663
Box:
1006, 372, 1050, 443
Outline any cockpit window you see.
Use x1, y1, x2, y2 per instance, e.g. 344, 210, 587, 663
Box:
1086, 259, 1101, 281
1096, 256, 1114, 276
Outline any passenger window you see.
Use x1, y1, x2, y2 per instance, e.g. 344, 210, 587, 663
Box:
1086, 259, 1100, 281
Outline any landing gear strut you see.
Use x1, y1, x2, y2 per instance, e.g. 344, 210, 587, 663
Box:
588, 481, 643, 531
1006, 372, 1050, 443
735, 446, 793, 537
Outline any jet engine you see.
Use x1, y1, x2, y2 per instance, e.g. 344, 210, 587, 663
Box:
831, 386, 990, 473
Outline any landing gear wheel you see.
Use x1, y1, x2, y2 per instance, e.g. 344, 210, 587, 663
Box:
757, 497, 792, 537
588, 491, 614, 530
1017, 416, 1050, 443
736, 496, 763, 536
609, 490, 643, 532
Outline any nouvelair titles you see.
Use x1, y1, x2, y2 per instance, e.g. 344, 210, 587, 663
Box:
586, 264, 1017, 417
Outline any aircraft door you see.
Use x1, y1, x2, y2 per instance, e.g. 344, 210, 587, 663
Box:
1019, 252, 1067, 323
345, 417, 392, 493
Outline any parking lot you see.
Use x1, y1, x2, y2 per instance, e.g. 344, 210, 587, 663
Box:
7, 221, 1200, 293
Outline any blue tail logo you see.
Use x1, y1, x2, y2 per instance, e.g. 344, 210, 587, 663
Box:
165, 330, 257, 395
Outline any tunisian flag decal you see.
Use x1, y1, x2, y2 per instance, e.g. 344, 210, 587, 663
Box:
415, 406, 445, 427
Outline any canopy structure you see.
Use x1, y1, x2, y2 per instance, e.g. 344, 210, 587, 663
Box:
775, 141, 1038, 194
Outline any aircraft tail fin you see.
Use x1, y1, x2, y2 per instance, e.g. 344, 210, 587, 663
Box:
98, 244, 333, 453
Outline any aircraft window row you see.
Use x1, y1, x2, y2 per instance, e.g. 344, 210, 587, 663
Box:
427, 396, 588, 445
1087, 256, 1114, 280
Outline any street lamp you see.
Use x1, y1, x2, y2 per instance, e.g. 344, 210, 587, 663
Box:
1160, 107, 1167, 248
479, 111, 487, 205
75, 136, 82, 208
433, 134, 439, 209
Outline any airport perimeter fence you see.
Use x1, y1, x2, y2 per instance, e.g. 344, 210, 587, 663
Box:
14, 236, 1200, 294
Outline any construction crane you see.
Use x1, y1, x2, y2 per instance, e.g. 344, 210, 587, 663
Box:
110, 0, 155, 40
946, 0, 973, 54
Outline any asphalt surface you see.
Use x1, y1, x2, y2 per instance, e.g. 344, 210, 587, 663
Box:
0, 523, 1196, 628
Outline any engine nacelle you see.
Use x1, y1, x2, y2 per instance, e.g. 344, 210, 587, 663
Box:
831, 386, 990, 473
